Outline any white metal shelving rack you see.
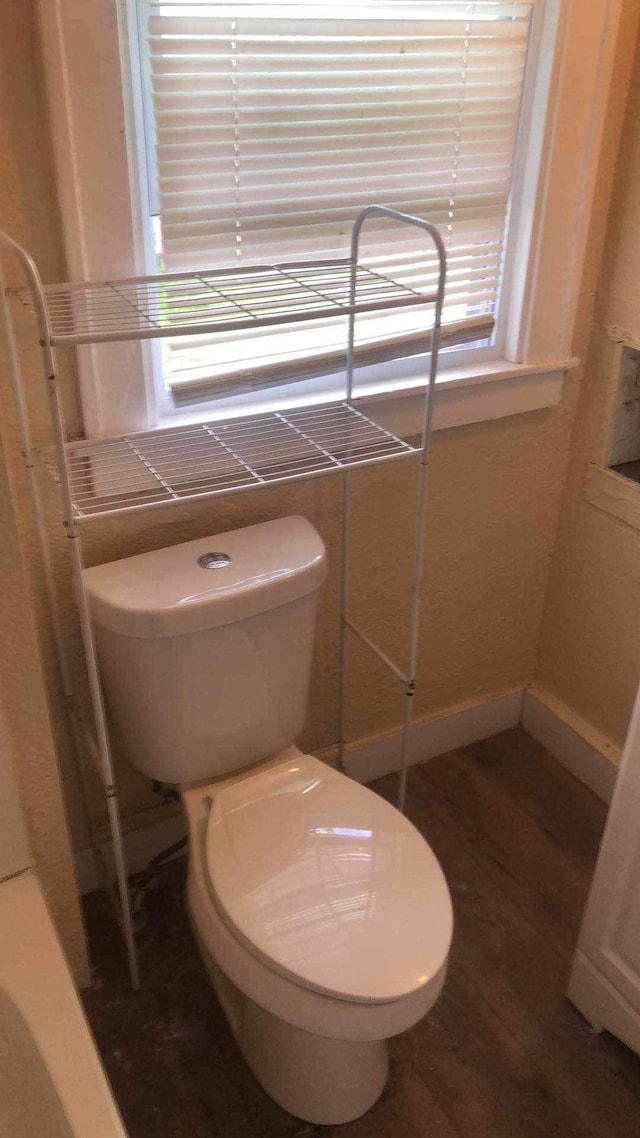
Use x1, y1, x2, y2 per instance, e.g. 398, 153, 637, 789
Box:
0, 206, 445, 989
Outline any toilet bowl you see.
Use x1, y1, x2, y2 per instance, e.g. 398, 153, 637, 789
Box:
181, 747, 452, 1125
84, 516, 453, 1124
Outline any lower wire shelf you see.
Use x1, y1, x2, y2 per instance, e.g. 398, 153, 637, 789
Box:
39, 401, 419, 522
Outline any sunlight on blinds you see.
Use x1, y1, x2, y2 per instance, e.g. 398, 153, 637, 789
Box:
140, 1, 534, 399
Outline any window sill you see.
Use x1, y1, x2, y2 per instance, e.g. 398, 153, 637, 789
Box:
356, 358, 575, 436
159, 358, 575, 439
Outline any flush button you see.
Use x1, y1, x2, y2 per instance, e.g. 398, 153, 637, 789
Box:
197, 552, 231, 570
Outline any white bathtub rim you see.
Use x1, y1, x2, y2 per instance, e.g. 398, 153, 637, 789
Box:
0, 868, 127, 1138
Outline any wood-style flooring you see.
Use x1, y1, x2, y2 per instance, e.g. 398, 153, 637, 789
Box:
81, 728, 640, 1137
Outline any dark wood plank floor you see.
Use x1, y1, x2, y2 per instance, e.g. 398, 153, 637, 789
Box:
81, 728, 640, 1137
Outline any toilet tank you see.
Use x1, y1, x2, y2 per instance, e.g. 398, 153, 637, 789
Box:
83, 517, 326, 785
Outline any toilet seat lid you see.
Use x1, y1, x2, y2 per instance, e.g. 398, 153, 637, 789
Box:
204, 753, 453, 1004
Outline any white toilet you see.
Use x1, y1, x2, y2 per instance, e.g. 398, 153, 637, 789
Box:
84, 516, 453, 1125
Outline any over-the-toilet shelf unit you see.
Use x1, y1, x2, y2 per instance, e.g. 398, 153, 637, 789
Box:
0, 206, 445, 990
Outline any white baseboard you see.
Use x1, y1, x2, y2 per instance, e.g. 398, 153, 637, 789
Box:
342, 689, 524, 784
74, 812, 187, 896
521, 687, 620, 803
73, 683, 621, 894
568, 950, 640, 1056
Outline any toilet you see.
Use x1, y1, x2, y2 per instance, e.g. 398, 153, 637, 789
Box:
84, 516, 453, 1125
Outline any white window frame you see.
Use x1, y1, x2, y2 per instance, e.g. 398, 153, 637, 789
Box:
39, 0, 622, 439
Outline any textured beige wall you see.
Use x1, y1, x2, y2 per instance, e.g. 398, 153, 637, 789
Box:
33, 391, 573, 850
0, 421, 90, 982
0, 444, 88, 986
1, 0, 638, 984
0, 2, 89, 983
535, 14, 640, 751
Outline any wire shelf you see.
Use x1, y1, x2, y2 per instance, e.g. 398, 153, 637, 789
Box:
14, 259, 437, 346
39, 402, 418, 521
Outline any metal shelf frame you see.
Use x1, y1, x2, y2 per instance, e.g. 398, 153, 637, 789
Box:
0, 206, 445, 991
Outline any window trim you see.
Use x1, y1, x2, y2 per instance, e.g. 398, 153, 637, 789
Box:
39, 0, 623, 439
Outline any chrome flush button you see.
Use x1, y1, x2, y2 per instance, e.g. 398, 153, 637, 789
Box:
197, 552, 231, 569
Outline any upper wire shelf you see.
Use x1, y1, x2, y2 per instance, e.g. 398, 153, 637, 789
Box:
14, 258, 438, 346
38, 401, 419, 522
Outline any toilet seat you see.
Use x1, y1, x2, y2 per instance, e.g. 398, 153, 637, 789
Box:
183, 765, 450, 1043
204, 753, 453, 1005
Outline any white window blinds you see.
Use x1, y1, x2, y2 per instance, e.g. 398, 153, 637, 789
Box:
140, 1, 534, 402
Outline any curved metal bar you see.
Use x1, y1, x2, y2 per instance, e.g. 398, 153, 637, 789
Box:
346, 205, 446, 403
338, 207, 447, 812
0, 233, 80, 542
0, 229, 53, 330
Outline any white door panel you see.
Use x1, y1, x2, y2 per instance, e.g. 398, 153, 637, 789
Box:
568, 685, 640, 1050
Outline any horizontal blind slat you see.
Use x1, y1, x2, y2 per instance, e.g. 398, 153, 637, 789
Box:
155, 106, 521, 142
160, 172, 514, 212
162, 224, 508, 261
153, 79, 525, 105
148, 1, 533, 13
161, 220, 508, 262
162, 192, 511, 233
148, 17, 531, 39
159, 165, 516, 201
158, 141, 517, 181
156, 121, 519, 160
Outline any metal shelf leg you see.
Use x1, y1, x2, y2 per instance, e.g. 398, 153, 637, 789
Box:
0, 232, 140, 991
340, 207, 446, 814
1, 262, 107, 905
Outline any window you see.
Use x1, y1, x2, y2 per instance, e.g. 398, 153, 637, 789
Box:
130, 1, 534, 410
133, 0, 535, 410
40, 0, 622, 435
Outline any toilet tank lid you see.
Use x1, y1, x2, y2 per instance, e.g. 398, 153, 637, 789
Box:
83, 516, 326, 639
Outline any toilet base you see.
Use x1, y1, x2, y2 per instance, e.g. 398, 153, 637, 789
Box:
191, 921, 389, 1125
